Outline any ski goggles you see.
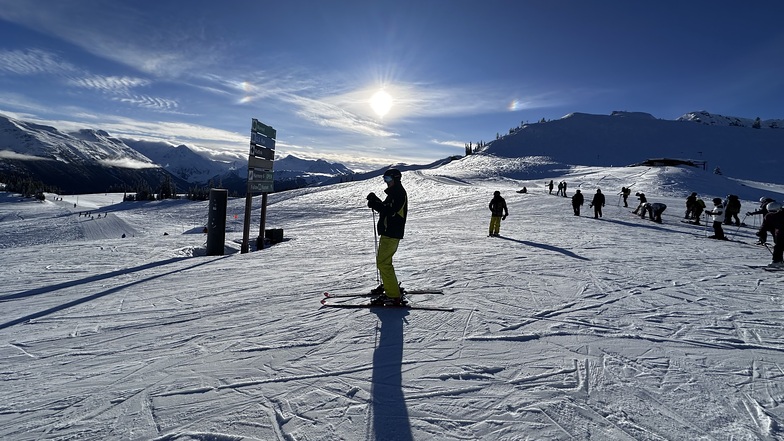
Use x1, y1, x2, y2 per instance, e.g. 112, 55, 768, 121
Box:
383, 175, 394, 183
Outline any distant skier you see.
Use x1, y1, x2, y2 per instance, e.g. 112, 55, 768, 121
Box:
685, 192, 697, 219
632, 192, 647, 214
620, 187, 631, 207
590, 189, 605, 219
756, 202, 784, 268
747, 197, 775, 218
562, 181, 568, 197
366, 168, 408, 305
705, 198, 727, 240
556, 181, 564, 196
724, 195, 741, 226
488, 191, 508, 237
571, 189, 584, 216
692, 198, 706, 225
548, 180, 554, 194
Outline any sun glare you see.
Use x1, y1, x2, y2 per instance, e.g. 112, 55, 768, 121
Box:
370, 89, 393, 118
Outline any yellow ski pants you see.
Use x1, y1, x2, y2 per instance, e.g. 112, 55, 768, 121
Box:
489, 216, 502, 235
377, 236, 401, 298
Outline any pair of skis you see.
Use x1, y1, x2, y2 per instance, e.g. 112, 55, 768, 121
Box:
320, 289, 454, 312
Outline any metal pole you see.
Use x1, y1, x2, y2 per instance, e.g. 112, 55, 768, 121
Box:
729, 214, 747, 239
372, 209, 379, 285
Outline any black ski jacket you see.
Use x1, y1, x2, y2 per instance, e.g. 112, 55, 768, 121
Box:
369, 183, 408, 239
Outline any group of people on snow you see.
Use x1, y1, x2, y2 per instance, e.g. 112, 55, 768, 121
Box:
365, 169, 784, 305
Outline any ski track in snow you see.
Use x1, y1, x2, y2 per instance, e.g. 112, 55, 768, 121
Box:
1, 165, 784, 440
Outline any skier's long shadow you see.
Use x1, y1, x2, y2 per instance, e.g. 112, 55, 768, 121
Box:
370, 309, 414, 441
497, 236, 590, 261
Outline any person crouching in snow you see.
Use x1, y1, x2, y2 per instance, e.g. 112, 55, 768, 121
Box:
705, 198, 727, 240
642, 202, 667, 223
488, 191, 508, 237
756, 201, 784, 268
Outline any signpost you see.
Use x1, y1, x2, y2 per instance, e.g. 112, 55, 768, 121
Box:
241, 118, 276, 253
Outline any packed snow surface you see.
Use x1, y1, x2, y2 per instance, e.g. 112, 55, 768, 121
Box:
2, 160, 784, 440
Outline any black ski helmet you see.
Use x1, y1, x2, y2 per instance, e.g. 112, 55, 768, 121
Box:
383, 168, 402, 181
712, 197, 723, 205
767, 201, 782, 213
493, 190, 500, 196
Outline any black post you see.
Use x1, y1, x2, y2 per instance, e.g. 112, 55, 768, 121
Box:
241, 188, 253, 254
206, 189, 228, 256
257, 193, 268, 250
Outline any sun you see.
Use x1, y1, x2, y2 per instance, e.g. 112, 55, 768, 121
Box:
369, 89, 393, 118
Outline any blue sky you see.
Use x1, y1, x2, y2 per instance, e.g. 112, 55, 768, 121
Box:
1, 1, 783, 170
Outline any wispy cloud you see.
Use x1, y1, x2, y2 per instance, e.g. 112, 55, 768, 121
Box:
69, 75, 150, 93
0, 48, 78, 75
116, 95, 179, 112
0, 150, 53, 161
98, 158, 159, 169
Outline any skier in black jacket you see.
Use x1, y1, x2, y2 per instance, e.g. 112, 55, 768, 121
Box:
756, 202, 784, 268
590, 189, 605, 219
367, 168, 408, 304
571, 190, 584, 216
488, 191, 508, 237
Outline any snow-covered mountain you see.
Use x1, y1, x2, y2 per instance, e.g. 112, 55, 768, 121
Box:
0, 114, 356, 194
678, 110, 783, 129
487, 110, 784, 184
0, 115, 188, 194
121, 138, 238, 184
3, 109, 783, 195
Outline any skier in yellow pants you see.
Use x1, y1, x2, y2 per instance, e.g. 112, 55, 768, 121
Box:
367, 169, 408, 305
488, 190, 508, 237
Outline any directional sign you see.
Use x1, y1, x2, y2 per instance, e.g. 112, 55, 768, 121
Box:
248, 155, 274, 170
252, 118, 276, 139
249, 181, 274, 193
250, 143, 275, 160
248, 168, 274, 182
251, 131, 275, 150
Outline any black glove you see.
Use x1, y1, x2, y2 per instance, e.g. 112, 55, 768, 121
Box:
366, 192, 378, 202
502, 215, 507, 220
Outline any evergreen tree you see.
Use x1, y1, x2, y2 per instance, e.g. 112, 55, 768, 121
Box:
752, 117, 761, 129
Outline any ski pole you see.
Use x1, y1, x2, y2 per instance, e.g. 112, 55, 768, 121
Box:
729, 214, 747, 239
371, 208, 380, 285
764, 243, 774, 256
703, 213, 710, 237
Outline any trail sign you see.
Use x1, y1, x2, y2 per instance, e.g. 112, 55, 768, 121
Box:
243, 118, 277, 254
248, 155, 273, 170
251, 131, 275, 149
248, 168, 274, 182
250, 143, 275, 160
252, 118, 276, 139
249, 182, 274, 193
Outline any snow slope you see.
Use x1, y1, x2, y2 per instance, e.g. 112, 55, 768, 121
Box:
485, 112, 784, 185
1, 161, 784, 440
